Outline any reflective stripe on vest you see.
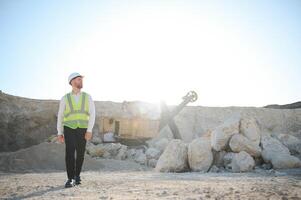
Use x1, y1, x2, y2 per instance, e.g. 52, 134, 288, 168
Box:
63, 92, 89, 129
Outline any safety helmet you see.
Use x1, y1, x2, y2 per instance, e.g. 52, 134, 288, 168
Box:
68, 72, 83, 85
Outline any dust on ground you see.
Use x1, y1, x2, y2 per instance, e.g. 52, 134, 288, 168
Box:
1, 170, 300, 200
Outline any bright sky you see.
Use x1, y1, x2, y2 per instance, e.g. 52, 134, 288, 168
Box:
0, 0, 300, 107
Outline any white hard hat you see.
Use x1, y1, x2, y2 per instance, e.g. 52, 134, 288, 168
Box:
68, 72, 83, 85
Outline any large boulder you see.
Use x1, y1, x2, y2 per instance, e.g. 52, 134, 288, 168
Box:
155, 139, 188, 172
240, 117, 261, 145
211, 116, 240, 151
231, 151, 255, 172
261, 135, 301, 169
229, 134, 261, 157
271, 155, 301, 169
275, 133, 301, 155
188, 138, 213, 172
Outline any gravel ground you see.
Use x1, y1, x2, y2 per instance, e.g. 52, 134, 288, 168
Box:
1, 170, 301, 200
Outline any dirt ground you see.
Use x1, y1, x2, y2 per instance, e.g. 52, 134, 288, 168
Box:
1, 170, 301, 200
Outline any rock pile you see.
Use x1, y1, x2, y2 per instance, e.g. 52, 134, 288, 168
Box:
151, 115, 301, 173
84, 114, 301, 173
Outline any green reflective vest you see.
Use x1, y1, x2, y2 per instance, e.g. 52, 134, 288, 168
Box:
63, 92, 90, 129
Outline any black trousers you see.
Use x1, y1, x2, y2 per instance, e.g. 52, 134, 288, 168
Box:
64, 126, 87, 180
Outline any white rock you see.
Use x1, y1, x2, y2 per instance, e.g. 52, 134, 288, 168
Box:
271, 155, 301, 169
261, 135, 301, 169
275, 133, 301, 155
103, 143, 122, 157
240, 117, 261, 145
86, 142, 128, 159
229, 134, 261, 157
231, 151, 255, 172
188, 138, 213, 172
155, 139, 188, 172
211, 115, 240, 151
86, 143, 106, 157
145, 148, 161, 160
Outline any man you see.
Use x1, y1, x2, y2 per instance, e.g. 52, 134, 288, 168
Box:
57, 72, 95, 188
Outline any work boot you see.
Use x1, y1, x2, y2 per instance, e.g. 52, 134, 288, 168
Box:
74, 176, 81, 185
65, 179, 75, 188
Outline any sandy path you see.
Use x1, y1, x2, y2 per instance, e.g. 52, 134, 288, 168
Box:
0, 171, 301, 200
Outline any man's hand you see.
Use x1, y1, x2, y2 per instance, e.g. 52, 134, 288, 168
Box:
85, 132, 92, 141
57, 135, 64, 143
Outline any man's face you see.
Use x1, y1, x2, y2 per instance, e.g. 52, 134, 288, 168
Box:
71, 76, 83, 89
